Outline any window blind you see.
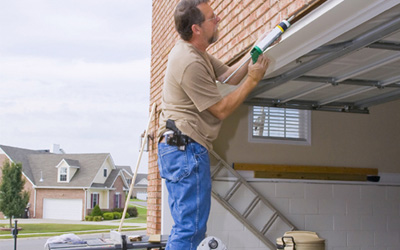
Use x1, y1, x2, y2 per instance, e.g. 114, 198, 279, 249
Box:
252, 106, 309, 141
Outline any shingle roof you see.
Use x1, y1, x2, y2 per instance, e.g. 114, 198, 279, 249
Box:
64, 159, 81, 168
0, 144, 48, 184
134, 173, 148, 186
0, 144, 111, 187
116, 165, 133, 175
29, 153, 110, 187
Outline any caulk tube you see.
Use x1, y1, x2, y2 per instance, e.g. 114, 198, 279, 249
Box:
250, 20, 290, 63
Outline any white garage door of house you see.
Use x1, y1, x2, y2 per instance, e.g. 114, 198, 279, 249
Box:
43, 198, 82, 220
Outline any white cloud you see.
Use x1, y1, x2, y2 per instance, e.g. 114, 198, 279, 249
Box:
0, 0, 152, 172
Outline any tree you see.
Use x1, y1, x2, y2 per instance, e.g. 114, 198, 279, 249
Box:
91, 204, 102, 217
0, 161, 30, 228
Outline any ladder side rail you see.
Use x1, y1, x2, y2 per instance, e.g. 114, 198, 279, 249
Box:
210, 150, 297, 230
211, 191, 276, 249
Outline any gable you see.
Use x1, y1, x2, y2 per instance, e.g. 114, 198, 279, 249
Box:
54, 159, 81, 183
92, 154, 115, 184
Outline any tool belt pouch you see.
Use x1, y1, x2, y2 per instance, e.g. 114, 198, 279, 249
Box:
165, 119, 192, 148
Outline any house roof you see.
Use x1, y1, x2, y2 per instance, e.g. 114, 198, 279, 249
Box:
0, 144, 48, 184
91, 169, 129, 189
134, 173, 148, 187
116, 165, 133, 177
29, 153, 110, 187
0, 144, 129, 189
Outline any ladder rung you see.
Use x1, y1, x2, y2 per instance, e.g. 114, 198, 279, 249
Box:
243, 196, 261, 218
224, 180, 241, 202
261, 212, 279, 235
211, 161, 223, 179
209, 150, 297, 248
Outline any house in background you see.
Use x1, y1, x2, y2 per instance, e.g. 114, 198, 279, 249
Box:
117, 166, 148, 200
132, 173, 148, 201
0, 144, 132, 220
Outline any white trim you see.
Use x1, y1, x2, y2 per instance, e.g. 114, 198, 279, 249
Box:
35, 186, 89, 189
265, 0, 400, 76
217, 0, 400, 97
89, 154, 115, 188
33, 188, 37, 218
83, 188, 87, 217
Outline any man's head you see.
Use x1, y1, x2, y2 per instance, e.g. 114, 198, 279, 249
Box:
174, 0, 220, 44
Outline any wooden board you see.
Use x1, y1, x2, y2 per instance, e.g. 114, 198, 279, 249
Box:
234, 163, 378, 181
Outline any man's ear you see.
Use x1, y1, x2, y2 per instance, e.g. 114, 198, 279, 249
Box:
191, 24, 201, 35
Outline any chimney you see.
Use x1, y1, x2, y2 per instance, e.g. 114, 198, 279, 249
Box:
50, 144, 65, 154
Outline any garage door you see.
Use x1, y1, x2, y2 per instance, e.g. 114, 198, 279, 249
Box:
43, 198, 82, 220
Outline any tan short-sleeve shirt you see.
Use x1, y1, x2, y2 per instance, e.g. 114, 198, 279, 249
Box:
158, 40, 229, 150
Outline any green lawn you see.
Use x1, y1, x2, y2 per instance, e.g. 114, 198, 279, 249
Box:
0, 202, 148, 239
126, 202, 147, 223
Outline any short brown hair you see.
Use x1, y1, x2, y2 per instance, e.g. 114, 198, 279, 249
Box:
174, 0, 209, 41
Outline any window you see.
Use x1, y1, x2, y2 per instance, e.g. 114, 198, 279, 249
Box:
59, 167, 67, 182
250, 106, 311, 145
114, 193, 122, 208
91, 193, 99, 208
103, 168, 107, 177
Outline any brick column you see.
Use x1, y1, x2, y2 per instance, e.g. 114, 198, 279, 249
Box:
147, 0, 180, 235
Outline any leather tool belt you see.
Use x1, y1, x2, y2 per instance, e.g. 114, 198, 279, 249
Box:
163, 119, 195, 150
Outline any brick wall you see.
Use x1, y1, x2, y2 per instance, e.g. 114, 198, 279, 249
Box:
148, 0, 319, 234
109, 175, 126, 209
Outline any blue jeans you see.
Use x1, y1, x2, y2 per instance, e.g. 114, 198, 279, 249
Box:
158, 141, 211, 250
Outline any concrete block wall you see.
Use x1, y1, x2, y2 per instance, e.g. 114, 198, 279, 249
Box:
148, 0, 317, 235
206, 180, 400, 250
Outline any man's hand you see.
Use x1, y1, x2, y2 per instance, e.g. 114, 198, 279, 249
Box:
208, 54, 270, 120
247, 54, 269, 83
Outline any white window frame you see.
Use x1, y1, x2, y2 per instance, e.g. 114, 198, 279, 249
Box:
115, 193, 122, 208
58, 167, 68, 182
103, 168, 107, 177
91, 193, 99, 208
248, 106, 311, 145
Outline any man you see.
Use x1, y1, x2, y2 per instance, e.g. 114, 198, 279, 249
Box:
157, 0, 269, 249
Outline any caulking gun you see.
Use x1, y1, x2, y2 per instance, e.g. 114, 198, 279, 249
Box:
222, 17, 292, 84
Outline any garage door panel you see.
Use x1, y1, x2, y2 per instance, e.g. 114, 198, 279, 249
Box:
43, 198, 82, 220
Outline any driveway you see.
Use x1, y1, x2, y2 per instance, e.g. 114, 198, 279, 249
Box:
130, 200, 147, 207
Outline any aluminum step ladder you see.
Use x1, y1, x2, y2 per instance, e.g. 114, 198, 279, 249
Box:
209, 150, 297, 249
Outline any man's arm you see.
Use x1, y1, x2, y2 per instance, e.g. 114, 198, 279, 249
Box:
208, 55, 269, 120
217, 53, 250, 85
218, 31, 277, 86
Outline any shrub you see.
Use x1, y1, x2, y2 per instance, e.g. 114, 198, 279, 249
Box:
91, 205, 102, 217
124, 213, 130, 219
93, 216, 103, 221
103, 212, 114, 220
85, 216, 93, 221
127, 207, 138, 217
113, 212, 121, 219
112, 208, 123, 213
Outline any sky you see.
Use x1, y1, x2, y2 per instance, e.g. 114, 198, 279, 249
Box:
0, 0, 153, 173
